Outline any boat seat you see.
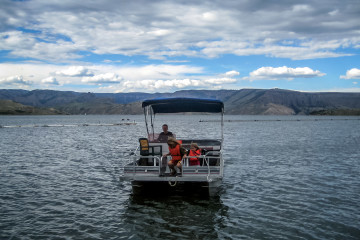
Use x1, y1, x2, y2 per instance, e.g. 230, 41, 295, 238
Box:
138, 138, 162, 166
139, 138, 150, 156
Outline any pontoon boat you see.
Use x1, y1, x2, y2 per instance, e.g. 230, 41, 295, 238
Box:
122, 98, 224, 196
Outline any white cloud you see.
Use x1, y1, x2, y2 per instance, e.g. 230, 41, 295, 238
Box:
205, 77, 237, 85
245, 66, 326, 80
0, 31, 84, 62
202, 12, 218, 22
0, 31, 36, 49
340, 68, 360, 79
121, 78, 202, 92
55, 66, 94, 77
292, 5, 312, 12
0, 63, 206, 91
103, 59, 122, 63
156, 79, 201, 88
114, 64, 204, 81
224, 70, 240, 77
164, 60, 190, 63
0, 75, 32, 86
147, 29, 171, 36
199, 40, 353, 60
1, 1, 359, 62
119, 70, 239, 92
41, 76, 59, 85
328, 10, 339, 16
82, 73, 123, 84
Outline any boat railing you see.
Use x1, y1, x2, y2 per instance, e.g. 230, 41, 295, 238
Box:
125, 155, 162, 176
124, 151, 223, 178
181, 152, 223, 177
127, 155, 161, 166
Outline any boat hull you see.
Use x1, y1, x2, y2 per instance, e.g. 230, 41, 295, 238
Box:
131, 179, 222, 196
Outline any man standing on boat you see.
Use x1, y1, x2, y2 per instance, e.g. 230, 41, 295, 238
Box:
157, 124, 174, 142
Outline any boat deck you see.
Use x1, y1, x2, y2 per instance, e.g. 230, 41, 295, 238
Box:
123, 138, 223, 183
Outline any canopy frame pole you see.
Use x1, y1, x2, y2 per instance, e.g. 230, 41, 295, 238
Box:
221, 107, 224, 147
150, 107, 155, 141
143, 105, 156, 141
144, 106, 150, 137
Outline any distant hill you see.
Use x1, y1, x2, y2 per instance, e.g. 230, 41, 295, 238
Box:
0, 89, 88, 107
310, 109, 360, 116
56, 99, 142, 115
0, 99, 65, 115
1, 88, 360, 115
223, 89, 360, 115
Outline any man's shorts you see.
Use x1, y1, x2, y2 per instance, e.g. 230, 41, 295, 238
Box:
169, 159, 182, 165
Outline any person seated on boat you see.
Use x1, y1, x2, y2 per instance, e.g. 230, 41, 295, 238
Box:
157, 124, 174, 142
184, 143, 201, 166
163, 137, 186, 176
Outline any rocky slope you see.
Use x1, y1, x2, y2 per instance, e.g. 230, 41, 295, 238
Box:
1, 88, 360, 115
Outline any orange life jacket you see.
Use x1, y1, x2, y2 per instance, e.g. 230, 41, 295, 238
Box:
189, 149, 201, 165
169, 144, 182, 161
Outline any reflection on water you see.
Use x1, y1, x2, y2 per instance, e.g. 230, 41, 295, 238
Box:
123, 194, 227, 239
1, 115, 360, 239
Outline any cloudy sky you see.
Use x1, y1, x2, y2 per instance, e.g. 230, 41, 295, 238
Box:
0, 0, 359, 93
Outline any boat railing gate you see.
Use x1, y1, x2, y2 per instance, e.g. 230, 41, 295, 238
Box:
128, 155, 162, 176
181, 151, 223, 177
126, 152, 223, 178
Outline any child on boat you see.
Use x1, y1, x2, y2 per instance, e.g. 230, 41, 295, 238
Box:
163, 137, 186, 175
186, 143, 201, 166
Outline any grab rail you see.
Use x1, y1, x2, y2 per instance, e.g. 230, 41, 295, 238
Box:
124, 155, 161, 177
181, 153, 222, 179
124, 153, 222, 179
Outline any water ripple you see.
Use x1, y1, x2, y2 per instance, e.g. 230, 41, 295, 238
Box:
1, 115, 360, 239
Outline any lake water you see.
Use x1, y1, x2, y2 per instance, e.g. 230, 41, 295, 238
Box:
1, 115, 360, 239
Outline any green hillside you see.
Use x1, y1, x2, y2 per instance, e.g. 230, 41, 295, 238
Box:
1, 89, 360, 115
0, 100, 65, 115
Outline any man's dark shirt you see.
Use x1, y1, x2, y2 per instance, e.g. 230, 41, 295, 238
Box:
158, 131, 173, 142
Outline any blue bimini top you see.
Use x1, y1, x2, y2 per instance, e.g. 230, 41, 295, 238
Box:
142, 98, 224, 114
